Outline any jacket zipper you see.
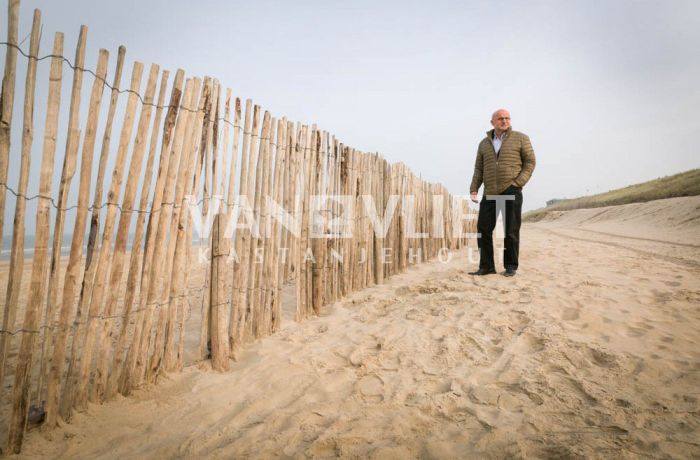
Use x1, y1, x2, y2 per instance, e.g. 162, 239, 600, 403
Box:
492, 132, 505, 193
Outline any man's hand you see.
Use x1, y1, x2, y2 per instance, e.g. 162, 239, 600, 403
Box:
470, 192, 478, 203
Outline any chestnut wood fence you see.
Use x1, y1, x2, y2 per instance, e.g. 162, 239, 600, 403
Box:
0, 2, 476, 453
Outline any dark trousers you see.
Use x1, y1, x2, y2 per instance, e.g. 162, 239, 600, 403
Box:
477, 185, 523, 271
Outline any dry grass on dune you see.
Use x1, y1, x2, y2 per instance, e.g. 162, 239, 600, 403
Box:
526, 168, 700, 222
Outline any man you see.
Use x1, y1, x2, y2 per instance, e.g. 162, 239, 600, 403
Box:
469, 109, 536, 277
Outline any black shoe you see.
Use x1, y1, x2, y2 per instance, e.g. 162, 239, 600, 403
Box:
469, 268, 496, 276
503, 268, 517, 277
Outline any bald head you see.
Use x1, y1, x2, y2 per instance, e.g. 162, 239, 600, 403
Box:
490, 109, 511, 136
491, 109, 510, 121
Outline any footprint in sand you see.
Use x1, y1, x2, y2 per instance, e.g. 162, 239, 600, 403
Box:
545, 364, 570, 376
356, 374, 384, 403
509, 310, 532, 331
404, 308, 426, 321
442, 294, 462, 305
521, 333, 546, 353
652, 290, 673, 304
561, 307, 580, 321
588, 347, 618, 368
347, 343, 381, 367
673, 289, 700, 302
625, 326, 646, 338
549, 374, 598, 405
496, 382, 545, 407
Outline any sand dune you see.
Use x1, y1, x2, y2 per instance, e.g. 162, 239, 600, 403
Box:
535, 195, 700, 247
16, 198, 700, 459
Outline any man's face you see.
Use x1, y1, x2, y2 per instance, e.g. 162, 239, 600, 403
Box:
491, 110, 511, 132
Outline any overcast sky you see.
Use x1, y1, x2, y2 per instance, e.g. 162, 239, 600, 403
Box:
2, 0, 699, 240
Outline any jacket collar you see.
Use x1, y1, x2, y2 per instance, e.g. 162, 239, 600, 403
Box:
487, 126, 512, 140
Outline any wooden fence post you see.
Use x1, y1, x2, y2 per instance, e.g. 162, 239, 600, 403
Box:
119, 69, 184, 394
150, 77, 206, 380
270, 119, 287, 333
105, 69, 169, 400
123, 71, 187, 391
143, 77, 199, 384
249, 112, 271, 338
173, 78, 207, 371
294, 125, 309, 321
45, 43, 122, 429
229, 99, 252, 355
65, 60, 144, 413
5, 10, 42, 452
210, 213, 230, 371
91, 63, 159, 402
31, 32, 67, 408
236, 104, 260, 345
0, 0, 19, 299
47, 22, 88, 418
162, 77, 205, 373
0, 10, 42, 404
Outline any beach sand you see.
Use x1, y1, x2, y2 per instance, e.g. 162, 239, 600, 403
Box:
12, 196, 700, 459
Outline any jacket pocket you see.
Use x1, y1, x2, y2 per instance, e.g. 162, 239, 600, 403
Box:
509, 165, 520, 180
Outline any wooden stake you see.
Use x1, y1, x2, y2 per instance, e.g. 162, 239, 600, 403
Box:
32, 33, 67, 407
162, 77, 205, 372
0, 9, 42, 407
305, 127, 318, 317
225, 97, 242, 219
0, 0, 19, 290
47, 43, 122, 428
220, 89, 231, 206
193, 80, 218, 367
260, 117, 280, 335
139, 77, 197, 384
91, 63, 159, 402
249, 111, 271, 338
5, 10, 42, 452
294, 125, 309, 321
339, 146, 349, 296
66, 61, 144, 412
287, 122, 301, 282
270, 119, 287, 332
50, 24, 92, 413
151, 78, 207, 380
196, 79, 215, 361
282, 121, 295, 282
236, 104, 261, 345
106, 69, 169, 400
174, 78, 206, 371
311, 131, 326, 314
120, 70, 185, 393
209, 213, 230, 370
229, 99, 253, 355
38, 44, 110, 411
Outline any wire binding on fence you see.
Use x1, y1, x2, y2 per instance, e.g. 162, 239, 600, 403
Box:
0, 286, 208, 336
0, 40, 356, 162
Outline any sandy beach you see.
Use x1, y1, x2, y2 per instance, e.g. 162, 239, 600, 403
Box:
12, 196, 700, 459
